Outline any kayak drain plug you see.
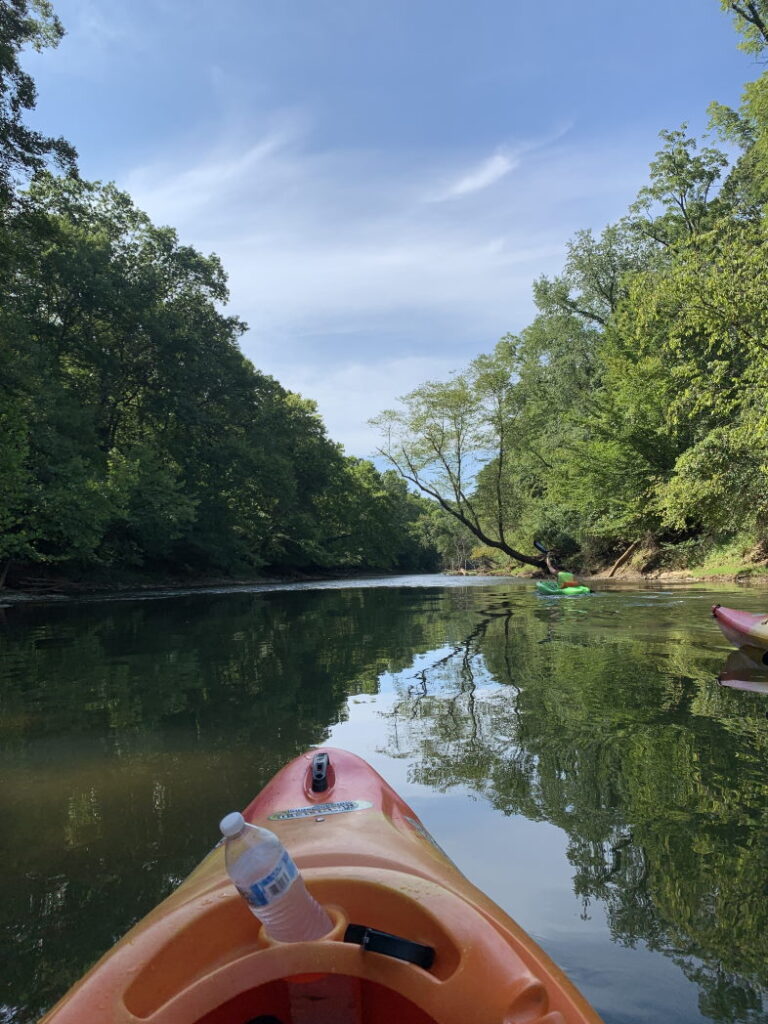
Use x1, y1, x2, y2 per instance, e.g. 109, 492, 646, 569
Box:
344, 924, 435, 970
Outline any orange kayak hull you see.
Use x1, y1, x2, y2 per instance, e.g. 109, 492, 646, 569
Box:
712, 604, 768, 649
41, 748, 603, 1024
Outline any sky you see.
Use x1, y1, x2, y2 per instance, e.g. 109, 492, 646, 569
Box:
26, 0, 757, 456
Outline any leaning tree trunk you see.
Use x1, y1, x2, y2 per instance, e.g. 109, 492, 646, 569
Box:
607, 540, 641, 578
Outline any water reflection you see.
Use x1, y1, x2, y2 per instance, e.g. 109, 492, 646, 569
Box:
2, 581, 768, 1023
1, 587, 453, 1022
718, 646, 768, 694
380, 592, 768, 1023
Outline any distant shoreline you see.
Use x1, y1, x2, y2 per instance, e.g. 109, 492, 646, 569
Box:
3, 563, 768, 607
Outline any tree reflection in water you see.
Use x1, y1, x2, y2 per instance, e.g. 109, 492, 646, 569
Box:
383, 595, 768, 1024
3, 584, 768, 1023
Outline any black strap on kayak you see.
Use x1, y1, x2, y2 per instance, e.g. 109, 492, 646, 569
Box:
310, 751, 330, 792
344, 924, 435, 969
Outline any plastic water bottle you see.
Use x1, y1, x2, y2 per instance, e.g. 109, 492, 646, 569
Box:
219, 811, 332, 941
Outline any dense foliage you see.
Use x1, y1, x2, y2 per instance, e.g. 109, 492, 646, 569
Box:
376, 2, 768, 573
0, 3, 439, 581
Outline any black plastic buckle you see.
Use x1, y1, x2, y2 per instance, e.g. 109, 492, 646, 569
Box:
344, 924, 435, 970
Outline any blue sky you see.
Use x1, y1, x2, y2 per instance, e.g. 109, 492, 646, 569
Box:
27, 0, 755, 455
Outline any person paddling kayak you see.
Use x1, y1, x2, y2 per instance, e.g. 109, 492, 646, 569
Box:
547, 552, 584, 590
534, 540, 589, 592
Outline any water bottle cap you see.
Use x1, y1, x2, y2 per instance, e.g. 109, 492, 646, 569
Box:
219, 811, 246, 838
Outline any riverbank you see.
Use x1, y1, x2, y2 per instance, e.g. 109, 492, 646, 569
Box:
457, 567, 768, 585
460, 535, 768, 586
3, 542, 768, 605
593, 536, 768, 584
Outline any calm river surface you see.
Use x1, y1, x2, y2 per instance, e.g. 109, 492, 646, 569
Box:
2, 574, 768, 1023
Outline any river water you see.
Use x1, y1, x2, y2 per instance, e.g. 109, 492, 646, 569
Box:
2, 574, 768, 1023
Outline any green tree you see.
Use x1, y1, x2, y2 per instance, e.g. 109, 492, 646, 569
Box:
534, 221, 654, 328
628, 126, 729, 246
720, 0, 768, 53
372, 340, 549, 570
0, 0, 76, 200
1, 175, 334, 573
616, 219, 768, 538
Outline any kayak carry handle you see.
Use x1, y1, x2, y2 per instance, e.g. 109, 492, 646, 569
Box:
344, 924, 435, 970
311, 751, 330, 793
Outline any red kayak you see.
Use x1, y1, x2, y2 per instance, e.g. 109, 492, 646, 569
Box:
712, 604, 768, 649
41, 748, 603, 1024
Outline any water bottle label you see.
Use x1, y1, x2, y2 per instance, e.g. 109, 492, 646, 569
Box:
244, 850, 298, 908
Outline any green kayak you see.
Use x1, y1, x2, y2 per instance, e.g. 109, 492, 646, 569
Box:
536, 580, 591, 596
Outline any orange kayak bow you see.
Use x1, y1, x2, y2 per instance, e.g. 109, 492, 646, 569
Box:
41, 748, 603, 1024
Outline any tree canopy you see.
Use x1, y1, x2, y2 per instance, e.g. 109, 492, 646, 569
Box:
0, 0, 76, 199
0, 13, 439, 582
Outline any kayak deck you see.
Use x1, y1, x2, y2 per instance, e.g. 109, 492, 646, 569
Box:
42, 748, 603, 1024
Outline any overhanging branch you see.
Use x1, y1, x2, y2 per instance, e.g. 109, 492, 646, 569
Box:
377, 446, 546, 570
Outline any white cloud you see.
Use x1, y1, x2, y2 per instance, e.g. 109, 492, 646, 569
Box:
121, 119, 649, 454
272, 356, 462, 459
125, 127, 297, 223
436, 150, 518, 200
